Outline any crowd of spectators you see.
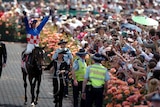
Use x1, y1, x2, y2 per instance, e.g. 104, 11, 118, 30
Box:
1, 0, 160, 106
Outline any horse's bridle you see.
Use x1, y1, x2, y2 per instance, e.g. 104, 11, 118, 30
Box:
33, 48, 44, 70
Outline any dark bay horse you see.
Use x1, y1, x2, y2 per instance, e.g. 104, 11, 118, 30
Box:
21, 47, 45, 106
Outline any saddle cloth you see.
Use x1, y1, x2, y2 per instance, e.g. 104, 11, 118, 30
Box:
21, 55, 29, 73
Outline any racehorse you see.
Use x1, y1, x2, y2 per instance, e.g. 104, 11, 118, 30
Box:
21, 47, 45, 106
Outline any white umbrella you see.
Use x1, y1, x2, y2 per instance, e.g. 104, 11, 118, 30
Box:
132, 16, 159, 26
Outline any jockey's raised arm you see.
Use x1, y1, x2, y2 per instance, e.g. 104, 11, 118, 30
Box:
37, 16, 50, 31
23, 16, 30, 32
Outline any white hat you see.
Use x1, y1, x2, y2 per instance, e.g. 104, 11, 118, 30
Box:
81, 40, 88, 47
127, 38, 134, 42
85, 28, 95, 32
71, 18, 77, 23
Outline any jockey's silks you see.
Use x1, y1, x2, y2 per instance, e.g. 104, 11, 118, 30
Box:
23, 16, 49, 44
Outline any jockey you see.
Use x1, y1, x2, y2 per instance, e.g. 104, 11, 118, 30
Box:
22, 9, 52, 64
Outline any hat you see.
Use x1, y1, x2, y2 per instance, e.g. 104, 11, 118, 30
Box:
76, 48, 88, 56
92, 53, 104, 61
57, 49, 67, 54
127, 38, 134, 42
149, 93, 160, 102
85, 28, 95, 32
58, 39, 68, 45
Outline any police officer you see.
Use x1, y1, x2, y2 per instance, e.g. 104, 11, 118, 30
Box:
82, 53, 110, 107
52, 39, 73, 97
72, 48, 88, 107
0, 36, 7, 78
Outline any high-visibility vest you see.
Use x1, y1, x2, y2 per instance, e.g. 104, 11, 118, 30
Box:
89, 64, 107, 87
75, 59, 87, 82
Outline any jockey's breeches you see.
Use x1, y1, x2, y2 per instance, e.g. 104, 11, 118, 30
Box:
24, 43, 39, 54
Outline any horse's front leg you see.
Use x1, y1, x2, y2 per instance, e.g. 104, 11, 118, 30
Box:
35, 75, 42, 105
28, 76, 36, 105
22, 69, 28, 105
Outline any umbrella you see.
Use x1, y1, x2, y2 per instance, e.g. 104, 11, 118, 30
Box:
121, 23, 142, 32
132, 16, 159, 26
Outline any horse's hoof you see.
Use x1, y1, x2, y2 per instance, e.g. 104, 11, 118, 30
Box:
24, 102, 27, 105
34, 101, 38, 105
31, 102, 35, 106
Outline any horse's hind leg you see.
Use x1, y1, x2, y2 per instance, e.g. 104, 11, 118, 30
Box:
22, 69, 28, 105
35, 75, 42, 105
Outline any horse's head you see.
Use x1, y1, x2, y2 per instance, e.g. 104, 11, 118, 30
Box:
32, 47, 45, 70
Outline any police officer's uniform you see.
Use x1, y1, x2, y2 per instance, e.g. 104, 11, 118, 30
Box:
72, 49, 87, 107
82, 53, 110, 107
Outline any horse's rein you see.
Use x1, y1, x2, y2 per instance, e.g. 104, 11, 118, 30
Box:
54, 70, 66, 96
54, 70, 61, 96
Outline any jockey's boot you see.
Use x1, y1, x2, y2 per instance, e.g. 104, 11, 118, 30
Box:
22, 54, 27, 62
